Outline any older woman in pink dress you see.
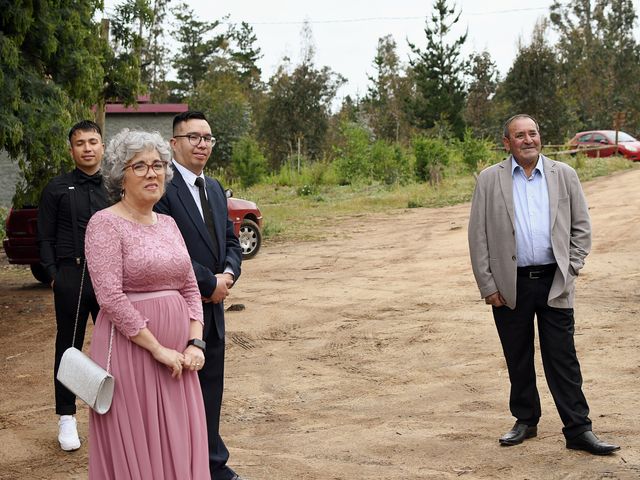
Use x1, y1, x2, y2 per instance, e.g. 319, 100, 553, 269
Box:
85, 129, 210, 479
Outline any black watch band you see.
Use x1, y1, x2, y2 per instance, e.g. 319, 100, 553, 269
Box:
187, 338, 206, 352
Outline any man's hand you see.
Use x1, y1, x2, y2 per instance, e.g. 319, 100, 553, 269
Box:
208, 277, 230, 304
485, 291, 506, 307
216, 272, 234, 288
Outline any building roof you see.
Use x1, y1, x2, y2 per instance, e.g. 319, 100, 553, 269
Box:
105, 95, 188, 114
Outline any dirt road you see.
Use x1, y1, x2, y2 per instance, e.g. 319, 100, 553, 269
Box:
1, 168, 639, 479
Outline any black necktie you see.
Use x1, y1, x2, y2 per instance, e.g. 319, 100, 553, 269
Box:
194, 177, 219, 254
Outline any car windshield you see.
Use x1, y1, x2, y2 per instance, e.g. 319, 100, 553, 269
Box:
604, 131, 637, 143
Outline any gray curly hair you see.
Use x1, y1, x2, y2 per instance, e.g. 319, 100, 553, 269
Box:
102, 128, 173, 202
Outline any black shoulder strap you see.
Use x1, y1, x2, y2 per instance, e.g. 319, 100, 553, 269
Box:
68, 185, 81, 264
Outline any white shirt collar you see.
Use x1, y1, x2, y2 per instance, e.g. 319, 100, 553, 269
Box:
172, 160, 204, 187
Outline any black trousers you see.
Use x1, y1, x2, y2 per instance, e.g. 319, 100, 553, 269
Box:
492, 270, 592, 439
199, 326, 236, 480
52, 262, 99, 415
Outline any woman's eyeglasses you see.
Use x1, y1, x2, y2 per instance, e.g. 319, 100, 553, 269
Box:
123, 161, 168, 177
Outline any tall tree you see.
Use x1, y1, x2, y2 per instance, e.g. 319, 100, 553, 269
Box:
408, 0, 468, 138
496, 19, 570, 143
191, 70, 253, 170
0, 1, 111, 206
464, 51, 500, 139
171, 3, 226, 99
363, 35, 413, 143
550, 0, 640, 132
227, 21, 263, 91
259, 61, 344, 168
258, 23, 345, 168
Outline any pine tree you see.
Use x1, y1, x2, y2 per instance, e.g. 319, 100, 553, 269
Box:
408, 0, 468, 138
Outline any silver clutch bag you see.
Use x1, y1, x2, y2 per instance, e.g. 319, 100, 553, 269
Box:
57, 346, 114, 414
57, 259, 115, 415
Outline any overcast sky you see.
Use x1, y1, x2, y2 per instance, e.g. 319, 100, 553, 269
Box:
104, 0, 640, 101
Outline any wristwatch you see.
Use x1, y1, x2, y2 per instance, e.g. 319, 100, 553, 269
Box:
187, 338, 206, 352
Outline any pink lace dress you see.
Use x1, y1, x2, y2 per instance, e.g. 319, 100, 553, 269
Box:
85, 209, 210, 480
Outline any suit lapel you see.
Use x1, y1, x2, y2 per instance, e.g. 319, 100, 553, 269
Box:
172, 169, 218, 258
543, 155, 559, 227
205, 179, 223, 260
498, 158, 516, 229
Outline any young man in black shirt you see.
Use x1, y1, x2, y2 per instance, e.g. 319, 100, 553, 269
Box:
37, 120, 110, 451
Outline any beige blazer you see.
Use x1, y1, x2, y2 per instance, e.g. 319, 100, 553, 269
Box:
468, 155, 591, 309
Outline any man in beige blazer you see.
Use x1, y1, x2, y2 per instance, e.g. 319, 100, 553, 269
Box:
468, 114, 619, 455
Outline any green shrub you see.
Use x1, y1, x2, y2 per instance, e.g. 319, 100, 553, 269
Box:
333, 122, 372, 184
459, 129, 493, 172
413, 136, 450, 183
231, 136, 268, 188
297, 184, 315, 196
370, 141, 413, 185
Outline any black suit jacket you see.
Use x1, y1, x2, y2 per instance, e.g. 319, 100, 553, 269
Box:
155, 167, 242, 339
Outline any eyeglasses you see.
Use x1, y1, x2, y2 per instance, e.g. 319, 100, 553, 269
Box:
123, 160, 168, 177
174, 134, 216, 147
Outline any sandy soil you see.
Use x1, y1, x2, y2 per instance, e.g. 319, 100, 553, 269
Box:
1, 168, 639, 480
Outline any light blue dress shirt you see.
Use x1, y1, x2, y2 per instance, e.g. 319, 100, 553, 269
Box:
511, 156, 556, 267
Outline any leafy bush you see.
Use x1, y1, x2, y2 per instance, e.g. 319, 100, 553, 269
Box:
370, 141, 413, 185
297, 184, 315, 196
459, 129, 493, 172
413, 136, 450, 183
231, 136, 268, 188
332, 122, 372, 184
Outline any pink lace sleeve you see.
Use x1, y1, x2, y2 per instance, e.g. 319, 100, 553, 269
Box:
166, 217, 203, 324
85, 212, 149, 337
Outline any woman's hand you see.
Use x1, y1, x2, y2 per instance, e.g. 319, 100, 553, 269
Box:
152, 345, 185, 379
183, 345, 205, 372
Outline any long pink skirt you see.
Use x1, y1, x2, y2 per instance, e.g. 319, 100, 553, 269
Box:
88, 291, 210, 480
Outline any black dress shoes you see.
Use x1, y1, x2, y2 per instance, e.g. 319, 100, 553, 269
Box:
566, 431, 620, 455
499, 422, 538, 446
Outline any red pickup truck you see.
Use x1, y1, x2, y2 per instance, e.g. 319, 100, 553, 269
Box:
3, 193, 262, 283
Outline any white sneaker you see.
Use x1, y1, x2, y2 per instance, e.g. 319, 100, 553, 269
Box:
58, 415, 81, 451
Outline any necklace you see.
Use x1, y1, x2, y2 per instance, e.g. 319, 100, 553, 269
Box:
119, 199, 156, 225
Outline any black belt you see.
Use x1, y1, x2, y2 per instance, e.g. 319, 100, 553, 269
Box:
517, 263, 557, 279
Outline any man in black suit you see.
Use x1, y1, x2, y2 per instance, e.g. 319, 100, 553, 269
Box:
155, 111, 243, 480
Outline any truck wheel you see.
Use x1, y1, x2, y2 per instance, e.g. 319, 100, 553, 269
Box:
239, 219, 261, 259
30, 264, 51, 284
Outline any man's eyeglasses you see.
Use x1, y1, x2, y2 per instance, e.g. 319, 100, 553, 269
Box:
174, 134, 216, 147
123, 160, 168, 177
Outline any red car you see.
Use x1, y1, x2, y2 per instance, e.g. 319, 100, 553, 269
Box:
568, 130, 640, 161
3, 193, 262, 283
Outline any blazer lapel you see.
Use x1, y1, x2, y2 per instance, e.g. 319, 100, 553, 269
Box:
498, 158, 516, 229
543, 155, 559, 227
205, 179, 223, 260
172, 169, 218, 257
